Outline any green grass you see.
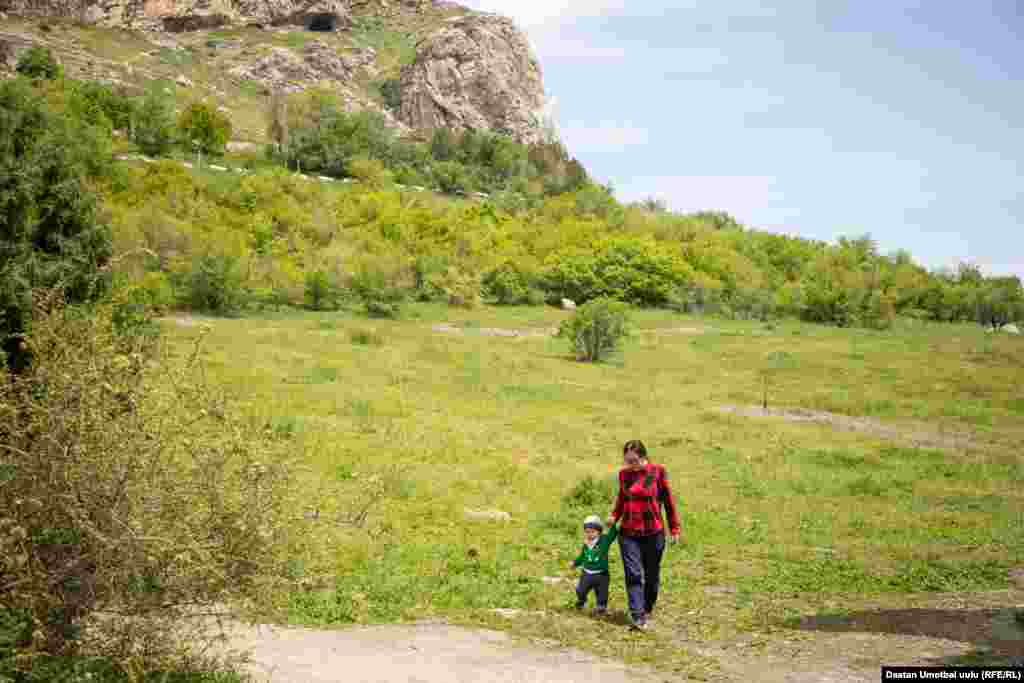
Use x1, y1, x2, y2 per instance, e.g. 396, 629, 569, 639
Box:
159, 305, 1024, 677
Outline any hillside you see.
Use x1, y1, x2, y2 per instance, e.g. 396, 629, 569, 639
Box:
0, 0, 554, 144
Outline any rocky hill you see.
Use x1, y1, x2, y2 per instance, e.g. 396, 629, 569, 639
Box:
0, 0, 556, 144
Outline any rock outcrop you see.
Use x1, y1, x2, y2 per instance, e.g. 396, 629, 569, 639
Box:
398, 12, 550, 144
228, 40, 407, 129
228, 40, 376, 91
0, 0, 351, 32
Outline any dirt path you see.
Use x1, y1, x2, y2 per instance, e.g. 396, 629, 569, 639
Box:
221, 585, 1024, 683
226, 622, 670, 683
715, 404, 991, 451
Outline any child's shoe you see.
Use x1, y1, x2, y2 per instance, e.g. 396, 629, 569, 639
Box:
592, 606, 608, 617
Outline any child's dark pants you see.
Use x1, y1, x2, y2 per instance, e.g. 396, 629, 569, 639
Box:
576, 571, 610, 609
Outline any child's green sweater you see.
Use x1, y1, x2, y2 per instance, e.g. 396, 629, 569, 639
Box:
573, 525, 618, 573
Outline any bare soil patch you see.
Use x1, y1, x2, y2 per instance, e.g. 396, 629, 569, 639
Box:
715, 404, 989, 451
224, 622, 667, 682
431, 323, 557, 338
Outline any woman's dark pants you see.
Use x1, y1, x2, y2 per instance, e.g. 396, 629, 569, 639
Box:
618, 532, 665, 623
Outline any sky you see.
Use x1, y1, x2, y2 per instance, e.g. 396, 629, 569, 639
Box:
458, 1, 1023, 279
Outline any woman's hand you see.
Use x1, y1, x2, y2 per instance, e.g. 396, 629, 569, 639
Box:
605, 515, 616, 528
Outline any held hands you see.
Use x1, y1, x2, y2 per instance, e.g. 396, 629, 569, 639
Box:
669, 530, 681, 545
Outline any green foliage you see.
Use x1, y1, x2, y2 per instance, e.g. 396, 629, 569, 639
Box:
377, 77, 401, 111
562, 474, 615, 510
71, 80, 136, 131
557, 297, 631, 362
283, 95, 394, 176
177, 102, 232, 156
15, 47, 62, 81
482, 261, 539, 305
973, 277, 1024, 329
132, 87, 176, 157
0, 301, 317, 679
350, 259, 408, 319
349, 328, 384, 346
0, 77, 113, 372
543, 237, 694, 306
304, 269, 335, 310
347, 156, 392, 189
180, 254, 245, 314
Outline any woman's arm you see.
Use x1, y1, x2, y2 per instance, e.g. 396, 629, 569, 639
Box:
658, 467, 681, 537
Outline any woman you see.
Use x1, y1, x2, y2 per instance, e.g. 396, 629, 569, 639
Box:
607, 439, 680, 630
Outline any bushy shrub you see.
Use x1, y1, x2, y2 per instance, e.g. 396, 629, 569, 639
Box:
0, 78, 113, 373
557, 297, 631, 362
543, 237, 694, 306
133, 88, 176, 157
349, 259, 409, 319
347, 156, 392, 188
177, 101, 232, 156
304, 269, 335, 310
482, 261, 537, 305
15, 46, 62, 80
181, 254, 245, 314
563, 474, 616, 509
431, 160, 472, 194
0, 298, 319, 678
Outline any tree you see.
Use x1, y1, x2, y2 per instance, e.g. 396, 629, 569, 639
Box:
132, 87, 175, 157
15, 46, 62, 81
0, 78, 112, 373
177, 101, 232, 156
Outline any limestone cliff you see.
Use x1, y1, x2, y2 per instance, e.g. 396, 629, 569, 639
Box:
398, 12, 550, 144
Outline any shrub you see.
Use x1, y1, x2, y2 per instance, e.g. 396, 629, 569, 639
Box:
349, 328, 384, 346
349, 260, 409, 319
557, 297, 631, 362
304, 269, 334, 310
133, 88, 176, 157
347, 156, 392, 189
431, 160, 472, 194
563, 474, 616, 510
482, 261, 537, 305
428, 266, 481, 308
542, 237, 694, 307
0, 298, 320, 678
15, 46, 62, 80
177, 101, 232, 156
181, 254, 245, 314
0, 78, 112, 373
378, 78, 401, 111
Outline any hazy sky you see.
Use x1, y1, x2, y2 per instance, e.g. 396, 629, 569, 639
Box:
459, 1, 1023, 278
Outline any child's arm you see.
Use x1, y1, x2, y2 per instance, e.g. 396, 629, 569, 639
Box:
570, 546, 584, 569
599, 523, 618, 551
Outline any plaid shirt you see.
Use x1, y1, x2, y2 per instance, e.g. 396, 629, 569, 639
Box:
611, 463, 680, 537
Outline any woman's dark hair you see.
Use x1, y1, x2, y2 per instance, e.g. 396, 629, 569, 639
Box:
623, 439, 647, 458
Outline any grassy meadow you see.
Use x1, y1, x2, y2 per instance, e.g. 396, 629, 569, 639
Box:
160, 304, 1024, 678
